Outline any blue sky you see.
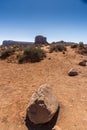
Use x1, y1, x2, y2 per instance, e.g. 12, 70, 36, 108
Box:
0, 0, 87, 44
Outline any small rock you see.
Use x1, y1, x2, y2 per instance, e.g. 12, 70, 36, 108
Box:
62, 51, 65, 54
68, 68, 78, 76
27, 84, 59, 124
48, 57, 51, 60
52, 125, 62, 130
79, 60, 87, 66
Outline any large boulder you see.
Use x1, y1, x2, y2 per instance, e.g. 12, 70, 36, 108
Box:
27, 84, 59, 124
35, 35, 47, 44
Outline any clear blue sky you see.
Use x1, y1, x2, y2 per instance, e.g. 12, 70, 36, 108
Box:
0, 0, 87, 44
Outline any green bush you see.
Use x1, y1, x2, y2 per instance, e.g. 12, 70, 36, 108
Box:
49, 44, 67, 53
17, 55, 27, 64
0, 48, 15, 59
71, 44, 78, 48
78, 42, 84, 49
18, 46, 46, 63
75, 42, 87, 55
77, 47, 87, 55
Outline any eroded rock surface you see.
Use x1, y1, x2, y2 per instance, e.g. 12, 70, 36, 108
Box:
27, 84, 59, 124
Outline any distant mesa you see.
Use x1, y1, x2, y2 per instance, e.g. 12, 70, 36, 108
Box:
2, 36, 87, 46
3, 40, 33, 46
51, 41, 78, 46
2, 35, 48, 46
35, 35, 48, 44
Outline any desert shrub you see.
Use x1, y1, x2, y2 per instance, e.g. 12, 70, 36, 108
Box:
49, 44, 67, 53
75, 42, 87, 55
18, 46, 46, 63
17, 55, 27, 64
34, 44, 43, 48
78, 42, 84, 49
0, 48, 15, 59
77, 47, 87, 55
71, 44, 78, 48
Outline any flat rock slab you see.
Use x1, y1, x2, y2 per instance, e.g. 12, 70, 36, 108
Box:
27, 84, 59, 124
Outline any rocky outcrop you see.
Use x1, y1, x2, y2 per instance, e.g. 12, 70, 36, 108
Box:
68, 68, 78, 76
27, 84, 59, 124
35, 35, 47, 44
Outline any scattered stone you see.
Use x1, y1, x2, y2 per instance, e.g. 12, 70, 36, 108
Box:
79, 60, 87, 66
62, 51, 65, 54
52, 125, 62, 130
68, 68, 78, 76
27, 84, 59, 124
48, 57, 51, 60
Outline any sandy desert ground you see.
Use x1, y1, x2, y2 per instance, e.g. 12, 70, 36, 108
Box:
0, 46, 87, 130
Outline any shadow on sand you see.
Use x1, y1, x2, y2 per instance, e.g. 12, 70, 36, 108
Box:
25, 106, 60, 130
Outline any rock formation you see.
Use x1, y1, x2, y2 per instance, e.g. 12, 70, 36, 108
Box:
27, 84, 59, 124
35, 35, 47, 44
